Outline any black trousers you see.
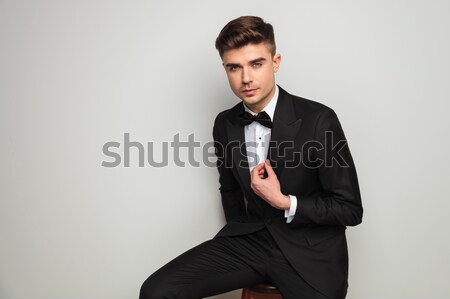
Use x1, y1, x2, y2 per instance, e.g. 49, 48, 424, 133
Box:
139, 229, 328, 299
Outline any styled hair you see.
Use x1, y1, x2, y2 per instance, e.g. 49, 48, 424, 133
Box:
215, 16, 276, 58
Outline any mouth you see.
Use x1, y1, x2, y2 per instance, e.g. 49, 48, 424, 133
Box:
242, 88, 258, 96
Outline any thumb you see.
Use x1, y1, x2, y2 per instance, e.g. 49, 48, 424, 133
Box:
265, 159, 276, 176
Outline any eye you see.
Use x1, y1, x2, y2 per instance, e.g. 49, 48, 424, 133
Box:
252, 62, 263, 68
226, 65, 240, 72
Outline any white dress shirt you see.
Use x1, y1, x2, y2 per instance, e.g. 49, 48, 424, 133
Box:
243, 85, 297, 223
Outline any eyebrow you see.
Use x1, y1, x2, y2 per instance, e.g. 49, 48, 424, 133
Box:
224, 57, 267, 68
224, 62, 240, 68
250, 57, 266, 64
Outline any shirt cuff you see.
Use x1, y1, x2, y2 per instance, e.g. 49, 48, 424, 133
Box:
284, 195, 297, 223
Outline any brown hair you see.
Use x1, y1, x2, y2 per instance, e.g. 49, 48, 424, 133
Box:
215, 16, 276, 58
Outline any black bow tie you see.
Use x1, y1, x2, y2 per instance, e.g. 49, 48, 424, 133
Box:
239, 111, 273, 128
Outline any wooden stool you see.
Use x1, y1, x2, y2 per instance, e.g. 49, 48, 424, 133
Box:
241, 283, 283, 299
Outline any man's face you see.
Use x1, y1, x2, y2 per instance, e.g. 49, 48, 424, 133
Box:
222, 43, 281, 113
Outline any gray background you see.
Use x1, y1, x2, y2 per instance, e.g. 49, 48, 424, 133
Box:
1, 0, 449, 298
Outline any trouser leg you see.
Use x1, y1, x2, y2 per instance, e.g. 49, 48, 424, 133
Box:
139, 228, 333, 299
139, 235, 267, 299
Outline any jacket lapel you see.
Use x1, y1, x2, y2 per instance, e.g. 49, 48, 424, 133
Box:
268, 87, 302, 179
226, 105, 251, 191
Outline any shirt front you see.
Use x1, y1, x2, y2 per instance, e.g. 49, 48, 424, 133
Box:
243, 86, 278, 172
242, 85, 297, 223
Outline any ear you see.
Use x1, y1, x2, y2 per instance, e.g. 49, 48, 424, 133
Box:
273, 54, 282, 72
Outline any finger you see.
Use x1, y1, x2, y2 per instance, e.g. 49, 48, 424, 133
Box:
252, 163, 264, 174
265, 159, 276, 177
254, 162, 265, 171
251, 166, 262, 181
258, 164, 266, 178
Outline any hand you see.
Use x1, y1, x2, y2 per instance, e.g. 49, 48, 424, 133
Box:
250, 160, 291, 210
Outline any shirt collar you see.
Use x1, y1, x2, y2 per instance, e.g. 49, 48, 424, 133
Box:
243, 85, 279, 120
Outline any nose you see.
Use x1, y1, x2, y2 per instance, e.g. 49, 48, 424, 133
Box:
242, 66, 253, 84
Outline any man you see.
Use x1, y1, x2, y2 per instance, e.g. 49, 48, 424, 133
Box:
140, 16, 362, 299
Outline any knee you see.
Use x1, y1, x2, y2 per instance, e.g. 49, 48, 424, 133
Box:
139, 276, 172, 299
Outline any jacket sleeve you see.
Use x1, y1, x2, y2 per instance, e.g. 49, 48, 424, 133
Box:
213, 114, 247, 223
290, 108, 363, 227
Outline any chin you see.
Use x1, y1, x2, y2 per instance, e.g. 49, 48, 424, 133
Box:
242, 98, 258, 106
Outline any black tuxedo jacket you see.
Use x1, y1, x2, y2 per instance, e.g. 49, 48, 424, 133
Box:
212, 86, 363, 299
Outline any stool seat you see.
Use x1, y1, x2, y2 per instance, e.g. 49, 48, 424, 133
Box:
241, 283, 283, 299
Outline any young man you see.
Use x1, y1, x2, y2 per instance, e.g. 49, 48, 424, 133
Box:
139, 16, 362, 299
